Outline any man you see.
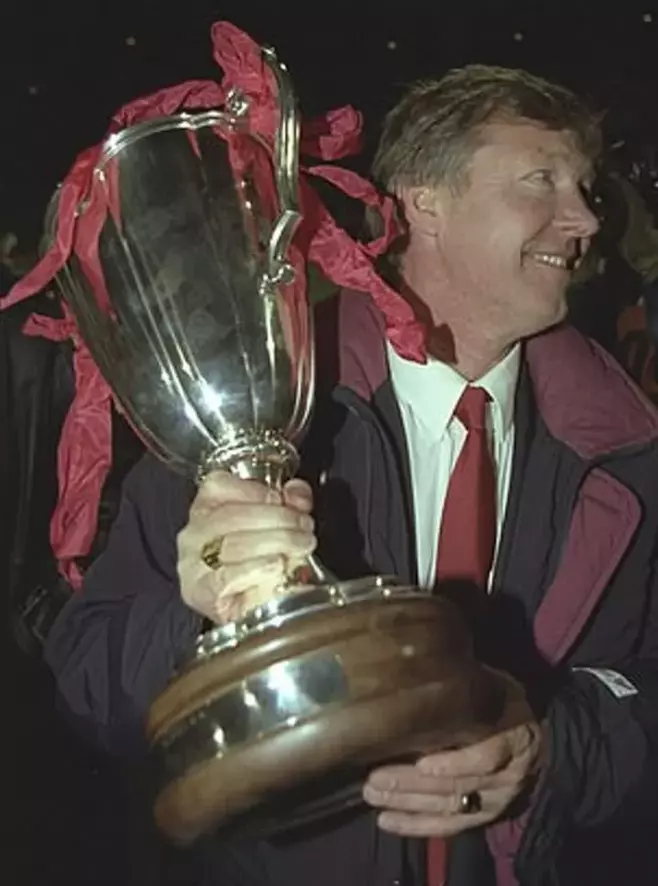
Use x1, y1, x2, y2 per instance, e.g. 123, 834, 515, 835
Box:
45, 66, 658, 886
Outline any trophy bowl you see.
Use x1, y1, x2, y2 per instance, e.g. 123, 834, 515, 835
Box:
45, 43, 504, 844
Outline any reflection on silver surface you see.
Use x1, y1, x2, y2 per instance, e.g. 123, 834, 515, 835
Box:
154, 653, 350, 778
192, 576, 429, 664
46, 48, 309, 483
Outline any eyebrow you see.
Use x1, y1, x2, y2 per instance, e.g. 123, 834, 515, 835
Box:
524, 148, 593, 181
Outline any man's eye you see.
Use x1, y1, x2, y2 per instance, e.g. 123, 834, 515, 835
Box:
526, 169, 554, 186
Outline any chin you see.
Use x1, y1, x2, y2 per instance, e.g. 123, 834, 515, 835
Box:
518, 300, 568, 341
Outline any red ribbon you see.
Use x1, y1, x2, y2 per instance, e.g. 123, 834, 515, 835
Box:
19, 306, 114, 588
0, 20, 425, 588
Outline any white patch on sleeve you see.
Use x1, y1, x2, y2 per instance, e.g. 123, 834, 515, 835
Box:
573, 667, 638, 699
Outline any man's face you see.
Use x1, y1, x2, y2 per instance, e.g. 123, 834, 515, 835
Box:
412, 120, 600, 340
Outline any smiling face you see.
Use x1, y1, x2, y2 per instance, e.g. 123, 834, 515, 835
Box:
402, 119, 600, 346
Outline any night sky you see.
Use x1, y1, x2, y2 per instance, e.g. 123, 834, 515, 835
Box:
3, 1, 658, 241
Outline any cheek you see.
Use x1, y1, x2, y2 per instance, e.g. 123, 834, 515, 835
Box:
516, 196, 556, 243
451, 197, 530, 266
444, 217, 519, 283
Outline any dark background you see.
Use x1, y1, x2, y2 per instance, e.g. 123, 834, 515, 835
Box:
2, 1, 658, 243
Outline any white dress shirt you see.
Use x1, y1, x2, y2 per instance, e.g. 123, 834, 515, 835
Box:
386, 342, 521, 590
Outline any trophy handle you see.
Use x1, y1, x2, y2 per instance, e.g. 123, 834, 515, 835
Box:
259, 46, 303, 293
257, 49, 327, 584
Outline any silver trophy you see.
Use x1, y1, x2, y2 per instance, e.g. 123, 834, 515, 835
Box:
45, 44, 501, 844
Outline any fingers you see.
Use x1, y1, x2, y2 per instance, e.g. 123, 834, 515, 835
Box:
365, 762, 519, 799
178, 470, 317, 623
181, 502, 314, 555
364, 777, 512, 837
193, 471, 314, 514
182, 555, 287, 623
364, 760, 532, 811
416, 723, 539, 782
283, 478, 314, 514
364, 772, 523, 838
180, 472, 316, 570
416, 732, 514, 779
373, 788, 505, 827
191, 471, 280, 512
363, 717, 545, 839
364, 780, 468, 816
217, 527, 316, 565
375, 799, 495, 838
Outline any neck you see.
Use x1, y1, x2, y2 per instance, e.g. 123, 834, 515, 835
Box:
440, 337, 512, 381
400, 252, 513, 381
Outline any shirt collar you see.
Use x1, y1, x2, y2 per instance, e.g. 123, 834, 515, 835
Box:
387, 341, 521, 439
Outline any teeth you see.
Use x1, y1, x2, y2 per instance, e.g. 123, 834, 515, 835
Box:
532, 252, 569, 269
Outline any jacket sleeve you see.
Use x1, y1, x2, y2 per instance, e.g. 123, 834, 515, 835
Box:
542, 661, 658, 829
515, 566, 658, 876
44, 454, 202, 755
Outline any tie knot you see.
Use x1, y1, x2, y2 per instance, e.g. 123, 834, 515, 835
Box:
455, 386, 489, 431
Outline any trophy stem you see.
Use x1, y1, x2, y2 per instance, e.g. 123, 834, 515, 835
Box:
202, 430, 299, 487
230, 458, 291, 492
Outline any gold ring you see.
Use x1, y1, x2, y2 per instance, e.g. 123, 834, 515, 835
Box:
201, 537, 224, 571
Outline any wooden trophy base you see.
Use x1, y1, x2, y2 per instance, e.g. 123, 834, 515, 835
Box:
147, 595, 504, 845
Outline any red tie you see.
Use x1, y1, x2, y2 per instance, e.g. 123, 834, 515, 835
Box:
427, 386, 497, 886
435, 386, 496, 588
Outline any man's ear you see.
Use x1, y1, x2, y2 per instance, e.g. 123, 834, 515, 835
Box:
397, 186, 447, 237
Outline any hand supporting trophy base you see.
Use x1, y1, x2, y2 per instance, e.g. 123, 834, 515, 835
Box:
41, 29, 505, 846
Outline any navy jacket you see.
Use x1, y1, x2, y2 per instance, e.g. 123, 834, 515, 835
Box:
46, 293, 658, 885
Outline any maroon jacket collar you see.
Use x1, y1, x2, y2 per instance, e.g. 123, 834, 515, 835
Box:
319, 290, 658, 461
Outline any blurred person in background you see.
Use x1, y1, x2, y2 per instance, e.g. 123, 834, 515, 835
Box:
0, 229, 177, 886
567, 140, 658, 402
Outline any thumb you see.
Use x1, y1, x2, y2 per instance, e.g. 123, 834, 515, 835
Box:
283, 478, 314, 514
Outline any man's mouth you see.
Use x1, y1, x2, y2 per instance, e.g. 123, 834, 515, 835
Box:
527, 251, 577, 271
